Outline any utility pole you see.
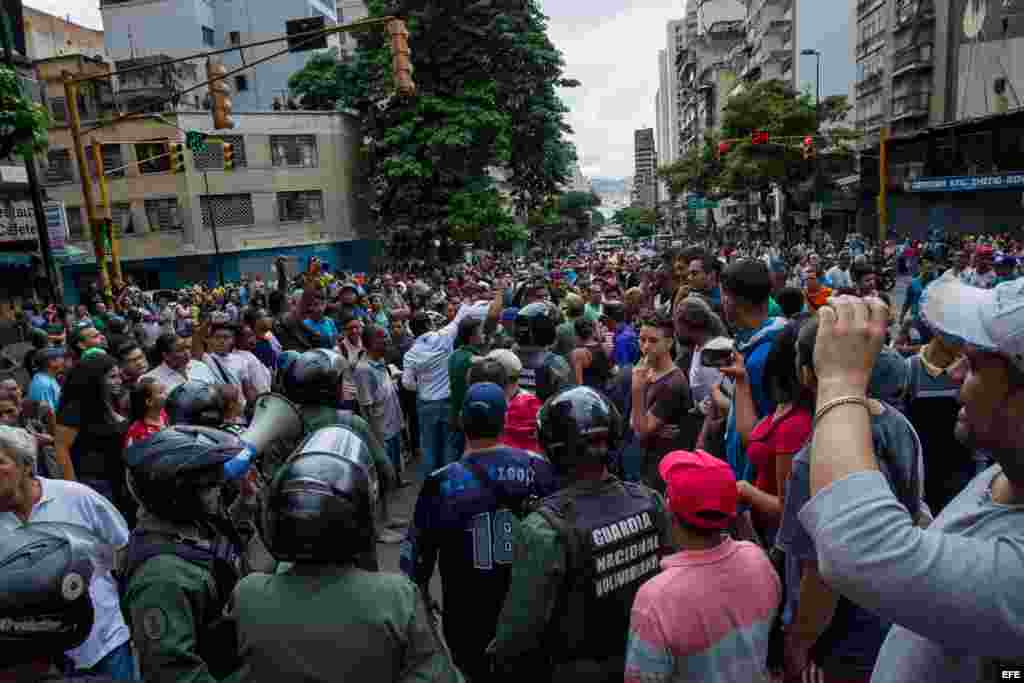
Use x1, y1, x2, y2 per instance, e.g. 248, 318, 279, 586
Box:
878, 126, 889, 265
1, 20, 60, 303
91, 137, 122, 287
63, 72, 112, 306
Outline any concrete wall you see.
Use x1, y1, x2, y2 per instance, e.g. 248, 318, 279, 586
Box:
215, 0, 339, 111
102, 0, 211, 60
23, 7, 105, 61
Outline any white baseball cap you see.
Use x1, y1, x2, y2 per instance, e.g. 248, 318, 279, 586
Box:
920, 271, 1024, 372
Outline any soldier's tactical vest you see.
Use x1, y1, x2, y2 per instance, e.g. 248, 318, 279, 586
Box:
534, 478, 665, 676
516, 348, 554, 394
119, 526, 242, 680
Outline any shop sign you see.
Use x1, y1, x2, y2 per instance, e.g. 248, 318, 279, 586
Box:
0, 201, 69, 246
909, 173, 1024, 193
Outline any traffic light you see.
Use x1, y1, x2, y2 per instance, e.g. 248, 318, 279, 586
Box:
751, 130, 769, 145
386, 19, 415, 97
717, 140, 731, 158
170, 143, 186, 173
222, 142, 235, 171
802, 135, 815, 161
207, 59, 235, 130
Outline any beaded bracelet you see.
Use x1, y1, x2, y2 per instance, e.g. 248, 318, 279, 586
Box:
813, 395, 870, 427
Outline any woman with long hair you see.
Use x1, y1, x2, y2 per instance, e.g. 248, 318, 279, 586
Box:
55, 352, 132, 523
735, 316, 814, 542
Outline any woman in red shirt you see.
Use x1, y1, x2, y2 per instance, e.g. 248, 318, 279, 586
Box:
737, 317, 813, 542
124, 377, 168, 448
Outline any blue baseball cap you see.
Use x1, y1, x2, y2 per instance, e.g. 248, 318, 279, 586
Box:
462, 382, 507, 439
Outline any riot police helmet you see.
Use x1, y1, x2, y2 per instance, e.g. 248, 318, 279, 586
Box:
534, 352, 573, 401
537, 385, 623, 471
124, 426, 249, 524
0, 522, 108, 664
165, 380, 225, 427
281, 349, 343, 406
514, 301, 558, 348
259, 426, 376, 563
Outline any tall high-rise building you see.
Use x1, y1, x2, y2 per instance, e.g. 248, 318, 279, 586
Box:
852, 0, 959, 146
633, 128, 657, 209
726, 0, 798, 98
677, 0, 747, 153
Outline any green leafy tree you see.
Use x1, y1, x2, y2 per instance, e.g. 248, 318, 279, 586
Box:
0, 66, 49, 160
288, 0, 577, 242
613, 207, 656, 238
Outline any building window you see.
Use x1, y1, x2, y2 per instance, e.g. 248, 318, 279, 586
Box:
229, 30, 241, 45
277, 190, 324, 223
111, 203, 135, 236
235, 75, 248, 92
44, 149, 74, 184
200, 193, 255, 228
144, 198, 182, 232
86, 144, 125, 179
202, 26, 215, 47
193, 135, 246, 171
270, 135, 318, 167
135, 140, 171, 174
50, 97, 67, 123
66, 207, 85, 240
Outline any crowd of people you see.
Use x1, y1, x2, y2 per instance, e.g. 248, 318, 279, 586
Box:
0, 231, 1022, 683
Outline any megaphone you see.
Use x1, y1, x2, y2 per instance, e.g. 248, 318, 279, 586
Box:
288, 426, 380, 507
225, 393, 304, 480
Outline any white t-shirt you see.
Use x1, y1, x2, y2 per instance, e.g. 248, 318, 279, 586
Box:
689, 342, 724, 407
0, 478, 130, 669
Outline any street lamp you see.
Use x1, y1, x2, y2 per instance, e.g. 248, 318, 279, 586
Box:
800, 49, 821, 132
801, 48, 822, 244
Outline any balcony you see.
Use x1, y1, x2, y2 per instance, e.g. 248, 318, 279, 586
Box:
767, 18, 793, 41
857, 0, 885, 15
894, 0, 935, 30
892, 91, 931, 119
856, 70, 885, 94
892, 42, 934, 76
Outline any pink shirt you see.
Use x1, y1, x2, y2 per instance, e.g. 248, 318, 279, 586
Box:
625, 538, 780, 683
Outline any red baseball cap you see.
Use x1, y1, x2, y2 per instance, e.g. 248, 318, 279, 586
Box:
658, 450, 738, 530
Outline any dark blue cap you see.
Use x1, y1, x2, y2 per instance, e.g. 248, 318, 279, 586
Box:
462, 382, 507, 439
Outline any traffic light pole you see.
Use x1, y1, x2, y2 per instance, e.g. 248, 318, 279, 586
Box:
91, 137, 122, 287
203, 170, 224, 286
63, 72, 112, 307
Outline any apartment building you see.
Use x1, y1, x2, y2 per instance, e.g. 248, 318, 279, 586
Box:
37, 54, 369, 302
100, 0, 342, 112
633, 128, 657, 209
727, 0, 797, 97
852, 0, 959, 145
23, 6, 105, 62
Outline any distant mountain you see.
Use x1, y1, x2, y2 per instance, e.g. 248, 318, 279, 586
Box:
590, 177, 626, 194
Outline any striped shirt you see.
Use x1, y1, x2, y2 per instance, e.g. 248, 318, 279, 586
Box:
625, 538, 779, 683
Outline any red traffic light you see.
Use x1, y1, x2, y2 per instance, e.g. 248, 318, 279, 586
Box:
718, 141, 731, 155
751, 131, 769, 145
804, 136, 814, 146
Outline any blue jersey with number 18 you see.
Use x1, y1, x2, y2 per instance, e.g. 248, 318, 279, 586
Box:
400, 446, 557, 676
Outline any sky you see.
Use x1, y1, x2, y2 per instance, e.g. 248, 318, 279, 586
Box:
542, 0, 855, 179
34, 0, 854, 180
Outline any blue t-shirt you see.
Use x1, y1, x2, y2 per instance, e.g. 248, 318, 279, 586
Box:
28, 373, 61, 411
303, 316, 338, 348
905, 277, 925, 318
401, 446, 557, 674
725, 318, 787, 483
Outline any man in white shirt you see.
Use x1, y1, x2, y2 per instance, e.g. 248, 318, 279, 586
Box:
141, 331, 219, 393
0, 425, 133, 679
403, 302, 491, 475
825, 251, 854, 290
202, 320, 255, 415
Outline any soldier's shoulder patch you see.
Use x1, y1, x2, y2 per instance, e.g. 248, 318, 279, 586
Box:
141, 607, 168, 641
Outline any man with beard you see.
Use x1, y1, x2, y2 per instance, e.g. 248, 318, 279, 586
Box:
797, 282, 1024, 682
141, 331, 218, 394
